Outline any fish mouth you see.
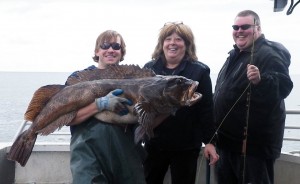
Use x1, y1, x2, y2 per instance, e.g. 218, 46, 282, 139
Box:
184, 81, 202, 106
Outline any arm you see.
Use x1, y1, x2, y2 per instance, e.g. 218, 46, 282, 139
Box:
68, 89, 132, 126
250, 42, 293, 100
68, 102, 99, 126
195, 68, 219, 164
196, 69, 216, 145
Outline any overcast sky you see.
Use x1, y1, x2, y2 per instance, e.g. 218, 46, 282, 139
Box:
1, 0, 299, 74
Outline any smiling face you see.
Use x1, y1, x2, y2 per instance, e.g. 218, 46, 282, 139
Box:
163, 32, 186, 67
96, 36, 122, 69
232, 15, 261, 51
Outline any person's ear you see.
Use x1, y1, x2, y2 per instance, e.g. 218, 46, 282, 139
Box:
256, 25, 261, 32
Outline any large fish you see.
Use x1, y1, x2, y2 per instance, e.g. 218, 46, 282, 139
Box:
7, 65, 202, 166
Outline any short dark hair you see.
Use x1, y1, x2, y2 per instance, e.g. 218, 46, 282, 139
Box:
236, 10, 261, 26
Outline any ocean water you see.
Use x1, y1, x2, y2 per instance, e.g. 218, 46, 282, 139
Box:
0, 72, 71, 143
0, 72, 299, 153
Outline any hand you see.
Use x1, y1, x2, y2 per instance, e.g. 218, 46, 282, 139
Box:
247, 64, 261, 85
204, 143, 219, 165
95, 89, 132, 115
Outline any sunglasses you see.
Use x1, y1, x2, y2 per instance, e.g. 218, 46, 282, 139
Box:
100, 42, 122, 50
232, 24, 255, 31
164, 21, 183, 26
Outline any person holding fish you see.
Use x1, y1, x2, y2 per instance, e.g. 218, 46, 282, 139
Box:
142, 22, 219, 184
66, 30, 146, 184
213, 10, 293, 184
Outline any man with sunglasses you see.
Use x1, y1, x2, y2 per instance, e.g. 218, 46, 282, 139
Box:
65, 30, 146, 184
214, 10, 293, 184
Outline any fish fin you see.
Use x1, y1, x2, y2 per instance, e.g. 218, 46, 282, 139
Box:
106, 64, 156, 79
66, 68, 102, 85
7, 129, 37, 167
24, 85, 66, 122
134, 119, 155, 144
37, 111, 77, 135
66, 64, 156, 85
134, 103, 156, 141
134, 125, 146, 144
134, 99, 156, 114
140, 113, 156, 138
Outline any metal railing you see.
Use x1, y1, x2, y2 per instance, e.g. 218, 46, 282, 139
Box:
13, 109, 300, 143
12, 121, 71, 143
284, 109, 300, 141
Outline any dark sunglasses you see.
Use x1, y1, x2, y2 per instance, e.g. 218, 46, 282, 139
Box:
232, 24, 255, 31
100, 42, 122, 50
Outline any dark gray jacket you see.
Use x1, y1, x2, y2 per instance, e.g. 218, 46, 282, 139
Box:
214, 34, 293, 159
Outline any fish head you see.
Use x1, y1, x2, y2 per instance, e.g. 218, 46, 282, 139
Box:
160, 75, 202, 107
138, 75, 202, 114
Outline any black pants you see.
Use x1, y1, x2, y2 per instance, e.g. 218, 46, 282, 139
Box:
215, 148, 275, 184
143, 145, 200, 184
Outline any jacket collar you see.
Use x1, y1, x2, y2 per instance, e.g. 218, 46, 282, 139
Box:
152, 57, 189, 75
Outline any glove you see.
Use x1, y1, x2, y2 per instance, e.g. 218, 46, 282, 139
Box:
95, 89, 133, 115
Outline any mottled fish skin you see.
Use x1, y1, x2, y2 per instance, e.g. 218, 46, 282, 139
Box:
7, 65, 202, 167
66, 64, 156, 85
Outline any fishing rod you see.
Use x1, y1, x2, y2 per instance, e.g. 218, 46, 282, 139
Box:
240, 18, 256, 184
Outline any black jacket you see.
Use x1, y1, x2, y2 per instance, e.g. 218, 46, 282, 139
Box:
143, 58, 215, 150
213, 35, 293, 159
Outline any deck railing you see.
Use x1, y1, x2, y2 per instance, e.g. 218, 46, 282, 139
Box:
13, 109, 300, 143
284, 109, 300, 141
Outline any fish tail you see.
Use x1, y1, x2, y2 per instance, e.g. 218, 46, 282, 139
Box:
6, 130, 37, 167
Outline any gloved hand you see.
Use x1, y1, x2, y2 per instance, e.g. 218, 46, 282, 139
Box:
95, 89, 133, 115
